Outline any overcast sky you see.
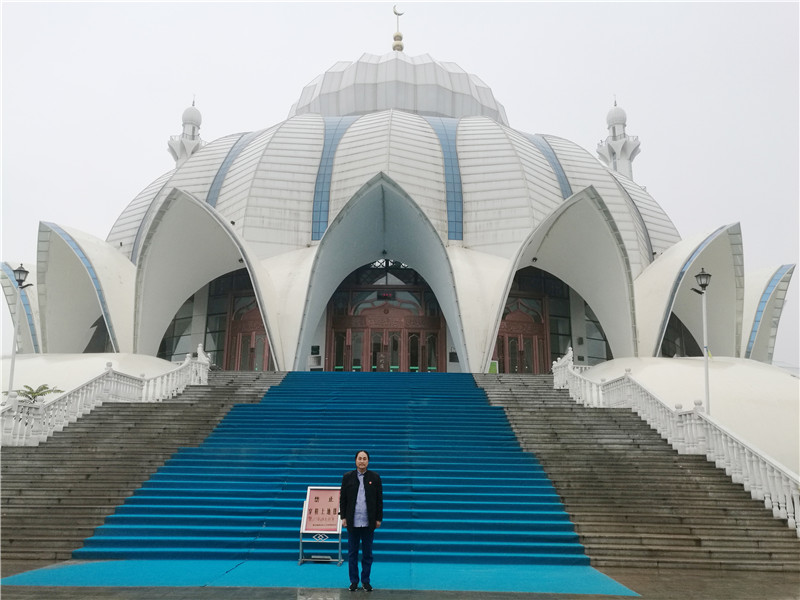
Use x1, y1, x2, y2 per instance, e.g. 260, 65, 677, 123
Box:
2, 2, 798, 369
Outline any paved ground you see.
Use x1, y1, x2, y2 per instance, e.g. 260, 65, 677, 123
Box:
2, 560, 798, 600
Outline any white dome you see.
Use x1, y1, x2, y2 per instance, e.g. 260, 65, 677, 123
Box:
109, 110, 680, 266
182, 105, 202, 127
288, 52, 509, 126
606, 104, 627, 127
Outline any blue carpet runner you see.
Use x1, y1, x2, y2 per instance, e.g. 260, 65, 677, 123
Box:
73, 372, 588, 566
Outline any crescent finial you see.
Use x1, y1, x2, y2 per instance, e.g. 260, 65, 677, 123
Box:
392, 4, 405, 51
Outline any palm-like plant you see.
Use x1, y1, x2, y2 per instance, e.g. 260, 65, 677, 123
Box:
12, 384, 64, 403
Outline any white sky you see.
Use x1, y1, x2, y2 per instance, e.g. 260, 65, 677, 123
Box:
1, 2, 798, 369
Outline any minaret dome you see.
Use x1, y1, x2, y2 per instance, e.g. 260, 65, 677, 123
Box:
182, 104, 202, 128
597, 100, 641, 180
168, 101, 205, 167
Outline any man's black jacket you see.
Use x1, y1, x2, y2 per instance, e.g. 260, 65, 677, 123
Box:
340, 469, 383, 528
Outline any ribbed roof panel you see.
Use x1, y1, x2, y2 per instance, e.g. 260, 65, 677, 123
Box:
289, 52, 508, 126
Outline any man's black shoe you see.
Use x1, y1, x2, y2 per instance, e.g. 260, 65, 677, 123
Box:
363, 583, 373, 592
349, 582, 359, 592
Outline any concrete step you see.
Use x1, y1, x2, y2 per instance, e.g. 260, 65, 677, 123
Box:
575, 522, 798, 539
474, 373, 800, 572
0, 372, 283, 559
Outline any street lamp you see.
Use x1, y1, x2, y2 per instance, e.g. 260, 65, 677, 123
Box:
691, 268, 712, 415
7, 264, 33, 395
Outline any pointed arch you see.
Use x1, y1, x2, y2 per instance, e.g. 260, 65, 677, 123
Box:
1, 262, 40, 354
134, 188, 282, 367
743, 264, 795, 362
636, 223, 744, 357
294, 172, 469, 370
36, 223, 135, 353
501, 185, 638, 363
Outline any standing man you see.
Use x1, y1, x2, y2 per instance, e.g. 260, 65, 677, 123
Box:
340, 450, 383, 592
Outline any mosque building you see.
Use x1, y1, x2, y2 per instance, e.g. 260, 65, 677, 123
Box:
2, 22, 794, 376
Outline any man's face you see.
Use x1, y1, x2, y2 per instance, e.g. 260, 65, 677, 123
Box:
355, 452, 369, 472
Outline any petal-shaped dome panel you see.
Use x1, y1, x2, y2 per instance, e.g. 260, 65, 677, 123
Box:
289, 52, 509, 126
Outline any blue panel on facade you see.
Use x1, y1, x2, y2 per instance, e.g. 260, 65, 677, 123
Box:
311, 116, 360, 240
745, 264, 793, 358
524, 134, 572, 200
207, 130, 264, 208
424, 117, 463, 240
43, 223, 118, 352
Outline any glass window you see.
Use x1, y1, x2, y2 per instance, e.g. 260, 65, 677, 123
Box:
548, 298, 570, 317
334, 332, 346, 371
207, 296, 228, 315
408, 333, 420, 372
661, 313, 701, 358
508, 337, 519, 373
426, 333, 438, 371
206, 315, 227, 333
351, 331, 363, 371
371, 332, 383, 371
585, 303, 612, 364
390, 331, 400, 371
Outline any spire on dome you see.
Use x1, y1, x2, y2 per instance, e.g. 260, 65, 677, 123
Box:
392, 5, 404, 52
597, 98, 640, 180
168, 100, 206, 168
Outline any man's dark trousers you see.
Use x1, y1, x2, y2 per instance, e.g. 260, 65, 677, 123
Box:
347, 526, 374, 585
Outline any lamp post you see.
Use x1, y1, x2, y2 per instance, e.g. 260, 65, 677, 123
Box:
692, 268, 712, 415
7, 264, 33, 395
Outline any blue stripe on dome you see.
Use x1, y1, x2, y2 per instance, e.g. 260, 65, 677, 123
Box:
312, 116, 360, 241
424, 117, 463, 240
745, 264, 793, 358
207, 130, 264, 208
2, 262, 40, 353
524, 134, 572, 200
43, 223, 118, 352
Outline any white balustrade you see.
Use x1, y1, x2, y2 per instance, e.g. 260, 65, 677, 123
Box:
1, 345, 211, 447
551, 348, 800, 537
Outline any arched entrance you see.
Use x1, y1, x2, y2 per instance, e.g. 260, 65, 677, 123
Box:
225, 296, 270, 371
494, 297, 550, 374
326, 261, 445, 372
157, 269, 274, 372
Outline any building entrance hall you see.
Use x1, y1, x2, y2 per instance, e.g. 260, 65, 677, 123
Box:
326, 261, 445, 373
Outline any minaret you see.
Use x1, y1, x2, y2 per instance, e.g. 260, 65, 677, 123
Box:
392, 5, 404, 52
597, 100, 640, 180
168, 101, 205, 167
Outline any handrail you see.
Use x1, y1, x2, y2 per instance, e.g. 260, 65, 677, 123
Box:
552, 348, 800, 538
1, 344, 211, 447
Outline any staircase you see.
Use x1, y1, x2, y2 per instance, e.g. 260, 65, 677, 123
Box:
1, 371, 284, 561
475, 373, 800, 572
72, 372, 588, 565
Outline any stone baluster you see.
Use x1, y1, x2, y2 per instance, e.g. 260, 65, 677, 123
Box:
767, 466, 780, 517
692, 400, 706, 455
788, 485, 799, 536
52, 392, 66, 432
141, 374, 151, 402
197, 343, 210, 385
102, 363, 113, 404
623, 370, 633, 410
728, 439, 742, 484
739, 448, 755, 497
775, 472, 789, 520
16, 403, 28, 445
673, 404, 687, 453
748, 450, 765, 501
1, 393, 19, 444
29, 403, 45, 445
